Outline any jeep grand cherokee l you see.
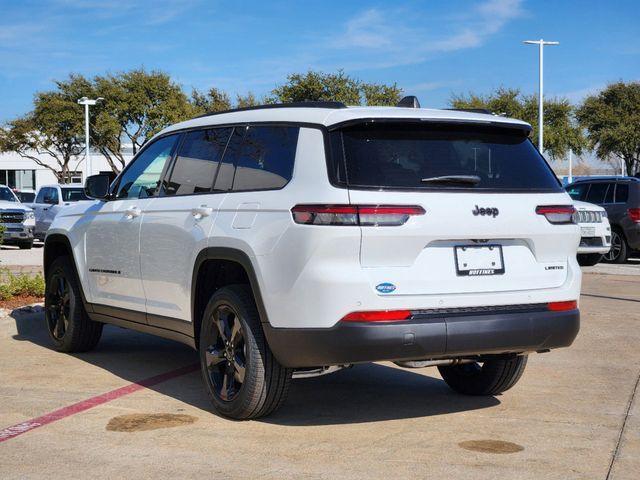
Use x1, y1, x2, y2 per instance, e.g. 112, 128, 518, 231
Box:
43, 99, 581, 419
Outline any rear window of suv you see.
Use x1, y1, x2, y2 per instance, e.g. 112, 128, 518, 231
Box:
330, 122, 562, 192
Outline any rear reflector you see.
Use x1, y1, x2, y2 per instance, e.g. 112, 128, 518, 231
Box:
536, 205, 576, 224
341, 310, 412, 322
547, 300, 577, 312
628, 208, 640, 223
291, 204, 425, 226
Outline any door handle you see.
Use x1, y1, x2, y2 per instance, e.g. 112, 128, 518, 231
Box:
125, 206, 141, 219
43, 208, 49, 211
192, 206, 212, 220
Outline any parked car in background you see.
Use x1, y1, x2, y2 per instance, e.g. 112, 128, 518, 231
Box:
14, 189, 36, 203
572, 200, 611, 266
566, 177, 640, 263
0, 185, 35, 249
28, 184, 89, 241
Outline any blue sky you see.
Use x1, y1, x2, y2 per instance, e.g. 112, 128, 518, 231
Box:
0, 0, 638, 122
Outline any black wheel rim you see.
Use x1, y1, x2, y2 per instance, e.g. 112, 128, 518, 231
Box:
205, 304, 246, 402
604, 231, 621, 262
46, 272, 70, 340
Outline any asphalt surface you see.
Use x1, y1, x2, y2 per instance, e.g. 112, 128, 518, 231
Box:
0, 272, 638, 479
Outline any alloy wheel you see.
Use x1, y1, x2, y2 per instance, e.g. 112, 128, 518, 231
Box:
46, 272, 70, 340
205, 304, 246, 401
603, 231, 622, 262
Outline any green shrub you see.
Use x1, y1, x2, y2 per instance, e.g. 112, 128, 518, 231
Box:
0, 224, 4, 247
0, 270, 45, 301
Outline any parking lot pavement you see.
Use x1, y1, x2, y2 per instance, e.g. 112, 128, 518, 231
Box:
0, 273, 638, 479
0, 243, 44, 275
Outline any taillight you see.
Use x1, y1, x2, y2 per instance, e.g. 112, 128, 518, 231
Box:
536, 205, 576, 224
291, 204, 425, 226
547, 300, 577, 312
341, 310, 412, 322
628, 208, 640, 223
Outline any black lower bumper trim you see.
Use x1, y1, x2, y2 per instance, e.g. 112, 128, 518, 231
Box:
264, 309, 580, 368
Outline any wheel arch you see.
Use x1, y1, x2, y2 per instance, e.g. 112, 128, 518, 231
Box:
44, 234, 92, 310
191, 248, 268, 345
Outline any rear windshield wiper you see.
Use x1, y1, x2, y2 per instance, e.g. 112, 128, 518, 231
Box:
421, 175, 481, 186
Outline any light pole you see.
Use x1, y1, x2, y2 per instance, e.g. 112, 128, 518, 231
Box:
77, 96, 103, 182
523, 39, 559, 154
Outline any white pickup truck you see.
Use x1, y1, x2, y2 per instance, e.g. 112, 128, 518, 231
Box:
28, 184, 89, 241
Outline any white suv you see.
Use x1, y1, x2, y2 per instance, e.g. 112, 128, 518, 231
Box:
43, 99, 581, 419
573, 200, 611, 266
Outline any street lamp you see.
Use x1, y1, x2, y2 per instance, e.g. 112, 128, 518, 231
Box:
523, 39, 559, 154
77, 96, 104, 182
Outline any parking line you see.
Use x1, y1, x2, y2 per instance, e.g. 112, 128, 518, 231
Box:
0, 363, 199, 444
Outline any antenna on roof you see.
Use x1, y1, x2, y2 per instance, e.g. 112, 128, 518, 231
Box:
396, 96, 421, 108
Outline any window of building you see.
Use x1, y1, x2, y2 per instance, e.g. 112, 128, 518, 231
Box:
164, 128, 232, 196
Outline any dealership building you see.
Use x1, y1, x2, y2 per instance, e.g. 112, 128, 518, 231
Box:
0, 148, 133, 192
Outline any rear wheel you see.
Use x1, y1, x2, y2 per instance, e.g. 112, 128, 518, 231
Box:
199, 285, 292, 419
577, 253, 603, 266
603, 228, 628, 263
438, 355, 527, 395
45, 256, 103, 352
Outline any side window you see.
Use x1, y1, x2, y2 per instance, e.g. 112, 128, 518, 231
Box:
164, 128, 232, 196
616, 184, 629, 203
232, 125, 299, 191
213, 127, 244, 191
585, 183, 608, 204
604, 183, 615, 203
35, 188, 47, 203
566, 183, 589, 201
115, 135, 178, 199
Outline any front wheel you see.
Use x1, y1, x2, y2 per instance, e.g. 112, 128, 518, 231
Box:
438, 355, 528, 395
199, 285, 292, 419
577, 253, 603, 266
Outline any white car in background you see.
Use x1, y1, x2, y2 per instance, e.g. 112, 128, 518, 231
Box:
28, 184, 90, 241
573, 200, 611, 266
0, 184, 35, 249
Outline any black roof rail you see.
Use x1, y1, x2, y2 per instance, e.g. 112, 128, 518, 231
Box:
194, 101, 347, 119
445, 108, 494, 115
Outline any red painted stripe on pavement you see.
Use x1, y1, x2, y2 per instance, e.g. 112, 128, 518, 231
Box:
0, 363, 199, 443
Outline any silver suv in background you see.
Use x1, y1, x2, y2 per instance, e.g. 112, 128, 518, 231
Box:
28, 185, 89, 241
0, 185, 35, 249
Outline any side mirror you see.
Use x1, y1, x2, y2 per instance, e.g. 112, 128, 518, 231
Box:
85, 174, 112, 200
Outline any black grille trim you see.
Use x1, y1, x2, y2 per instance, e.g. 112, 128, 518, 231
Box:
411, 303, 548, 319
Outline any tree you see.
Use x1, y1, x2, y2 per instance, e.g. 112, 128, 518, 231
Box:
190, 87, 231, 114
577, 81, 640, 176
0, 89, 85, 183
91, 69, 196, 172
269, 70, 402, 106
450, 87, 586, 160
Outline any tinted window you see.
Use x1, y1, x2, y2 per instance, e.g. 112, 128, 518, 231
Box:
61, 188, 88, 202
115, 135, 177, 199
35, 188, 46, 203
18, 192, 35, 203
0, 187, 17, 202
165, 128, 232, 196
586, 183, 608, 203
604, 183, 615, 203
213, 127, 243, 191
566, 183, 589, 201
616, 184, 629, 203
232, 126, 298, 191
44, 187, 59, 204
333, 123, 561, 191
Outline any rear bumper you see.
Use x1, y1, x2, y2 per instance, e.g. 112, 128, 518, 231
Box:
264, 308, 580, 368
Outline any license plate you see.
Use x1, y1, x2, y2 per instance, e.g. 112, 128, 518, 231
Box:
455, 245, 505, 276
581, 226, 596, 237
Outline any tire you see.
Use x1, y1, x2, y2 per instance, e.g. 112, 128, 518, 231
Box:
438, 355, 528, 396
577, 253, 603, 266
18, 240, 33, 250
199, 284, 293, 419
45, 256, 103, 352
603, 228, 628, 264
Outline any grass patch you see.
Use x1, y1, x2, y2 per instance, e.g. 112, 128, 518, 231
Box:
0, 270, 45, 301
